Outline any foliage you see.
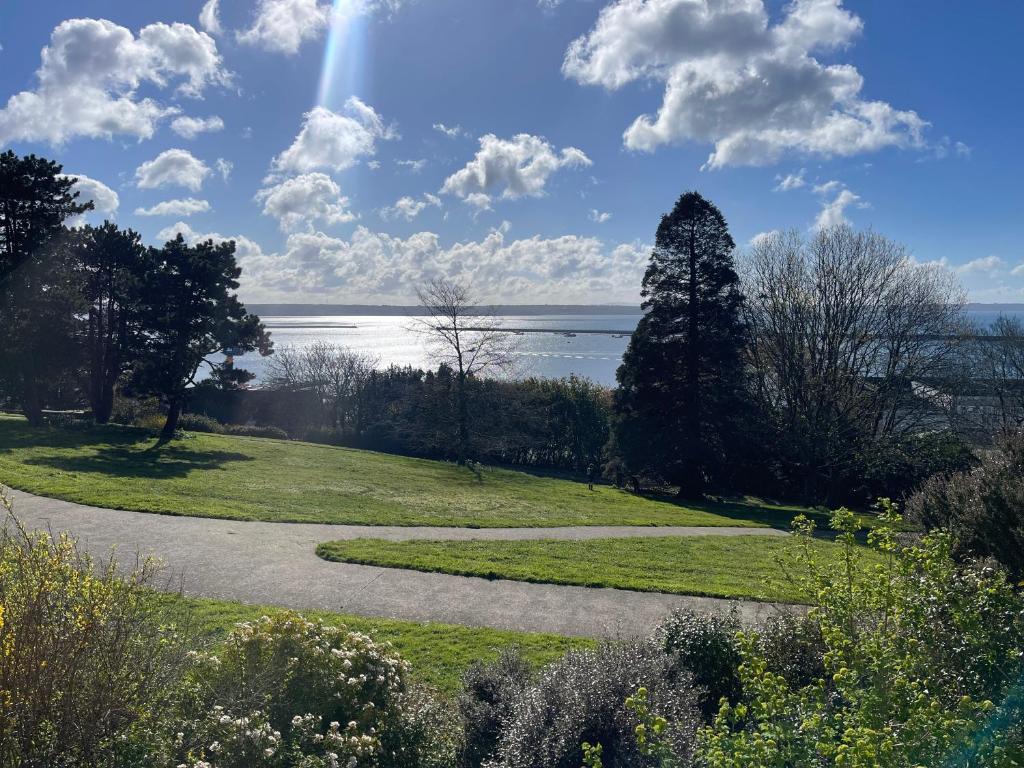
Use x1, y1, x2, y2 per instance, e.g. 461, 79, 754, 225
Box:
484, 640, 700, 768
0, 151, 91, 425
853, 430, 977, 505
223, 423, 290, 440
695, 501, 1024, 767
612, 192, 749, 494
907, 429, 1024, 581
171, 612, 460, 768
178, 413, 226, 434
0, 487, 187, 766
457, 647, 533, 767
127, 233, 272, 438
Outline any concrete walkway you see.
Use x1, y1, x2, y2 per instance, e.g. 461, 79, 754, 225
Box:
6, 489, 794, 639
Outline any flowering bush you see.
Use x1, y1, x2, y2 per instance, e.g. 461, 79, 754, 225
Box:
171, 612, 459, 768
696, 501, 1024, 767
0, 486, 186, 767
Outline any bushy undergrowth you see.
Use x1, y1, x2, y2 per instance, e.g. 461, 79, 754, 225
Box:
458, 647, 532, 768
908, 429, 1024, 581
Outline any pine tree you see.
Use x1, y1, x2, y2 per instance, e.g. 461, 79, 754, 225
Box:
611, 192, 747, 495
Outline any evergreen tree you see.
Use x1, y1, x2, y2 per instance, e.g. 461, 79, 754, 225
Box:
611, 192, 747, 494
130, 234, 272, 439
76, 222, 151, 423
0, 152, 91, 425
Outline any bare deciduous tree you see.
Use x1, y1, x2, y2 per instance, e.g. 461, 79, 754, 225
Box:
742, 225, 967, 499
412, 279, 518, 463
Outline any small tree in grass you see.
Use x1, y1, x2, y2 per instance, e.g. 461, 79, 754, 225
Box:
412, 279, 517, 464
130, 234, 272, 440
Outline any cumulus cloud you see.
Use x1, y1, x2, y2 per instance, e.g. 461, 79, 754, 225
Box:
441, 133, 592, 208
956, 255, 1006, 276
0, 18, 228, 145
813, 186, 861, 230
774, 169, 806, 191
215, 158, 233, 181
134, 198, 211, 217
155, 220, 265, 260
396, 158, 427, 173
380, 193, 442, 221
238, 224, 649, 303
59, 174, 119, 225
563, 0, 928, 168
589, 209, 612, 223
135, 149, 210, 191
171, 115, 224, 139
237, 0, 331, 55
199, 0, 222, 35
255, 172, 356, 231
272, 99, 397, 174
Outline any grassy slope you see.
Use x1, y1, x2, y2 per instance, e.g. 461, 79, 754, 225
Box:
0, 415, 815, 528
316, 536, 884, 604
150, 593, 590, 694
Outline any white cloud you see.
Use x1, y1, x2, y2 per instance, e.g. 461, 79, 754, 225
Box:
1012, 263, 1024, 278
155, 220, 265, 261
255, 172, 356, 231
272, 99, 397, 174
774, 169, 806, 191
748, 230, 779, 247
215, 158, 233, 181
171, 115, 224, 139
563, 0, 927, 168
441, 133, 592, 208
433, 122, 464, 138
396, 158, 427, 173
238, 0, 331, 55
0, 18, 228, 145
134, 198, 211, 217
381, 193, 442, 221
813, 187, 860, 230
957, 255, 1006, 276
59, 174, 119, 225
135, 149, 210, 191
199, 0, 222, 36
812, 179, 843, 195
589, 209, 612, 223
238, 224, 650, 303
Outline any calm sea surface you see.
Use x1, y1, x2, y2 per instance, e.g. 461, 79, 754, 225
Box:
230, 310, 1023, 388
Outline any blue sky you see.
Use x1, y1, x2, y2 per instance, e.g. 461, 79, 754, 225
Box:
1, 0, 1021, 304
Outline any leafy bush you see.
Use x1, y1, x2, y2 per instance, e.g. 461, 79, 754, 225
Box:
485, 640, 700, 768
110, 394, 163, 426
457, 647, 533, 767
172, 612, 460, 768
696, 502, 1024, 767
853, 430, 977, 504
178, 413, 225, 434
907, 429, 1024, 581
0, 487, 186, 767
223, 423, 289, 440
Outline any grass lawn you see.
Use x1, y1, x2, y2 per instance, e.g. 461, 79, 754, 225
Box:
0, 414, 819, 528
149, 592, 590, 694
315, 536, 885, 604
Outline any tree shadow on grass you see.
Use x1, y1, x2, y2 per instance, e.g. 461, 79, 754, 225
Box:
23, 444, 254, 480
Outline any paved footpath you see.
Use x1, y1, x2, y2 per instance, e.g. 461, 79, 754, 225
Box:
6, 489, 794, 639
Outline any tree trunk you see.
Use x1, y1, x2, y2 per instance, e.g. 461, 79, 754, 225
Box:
94, 385, 115, 424
457, 373, 468, 464
161, 399, 182, 440
21, 379, 44, 427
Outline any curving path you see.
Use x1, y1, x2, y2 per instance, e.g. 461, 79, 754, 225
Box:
5, 488, 794, 639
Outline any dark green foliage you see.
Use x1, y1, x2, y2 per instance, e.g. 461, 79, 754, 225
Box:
75, 222, 151, 424
853, 430, 977, 504
612, 192, 748, 494
128, 234, 272, 438
485, 641, 700, 768
457, 647, 532, 767
177, 413, 225, 434
0, 151, 91, 425
222, 424, 289, 440
907, 429, 1024, 581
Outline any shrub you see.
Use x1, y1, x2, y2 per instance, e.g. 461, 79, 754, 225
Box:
0, 487, 186, 767
223, 423, 290, 440
485, 640, 701, 768
907, 429, 1024, 581
110, 394, 163, 426
178, 413, 225, 434
696, 502, 1024, 767
172, 612, 460, 768
458, 647, 533, 767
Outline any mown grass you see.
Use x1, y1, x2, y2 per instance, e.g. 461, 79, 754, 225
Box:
148, 592, 590, 694
0, 414, 818, 528
315, 536, 885, 604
